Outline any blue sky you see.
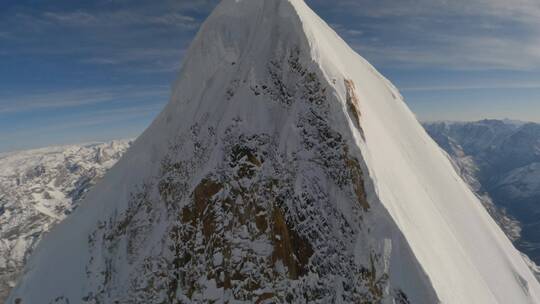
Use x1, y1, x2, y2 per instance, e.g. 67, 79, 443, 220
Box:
1, 0, 540, 152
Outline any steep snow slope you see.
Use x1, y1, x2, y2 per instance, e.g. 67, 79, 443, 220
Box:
287, 4, 540, 303
0, 141, 130, 302
9, 1, 540, 303
425, 120, 540, 264
423, 121, 523, 241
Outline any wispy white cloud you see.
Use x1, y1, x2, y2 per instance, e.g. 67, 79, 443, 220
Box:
5, 0, 539, 72
0, 103, 162, 135
42, 10, 200, 29
0, 85, 168, 151
0, 85, 169, 114
401, 82, 540, 92
149, 13, 198, 28
43, 11, 99, 26
0, 2, 206, 74
350, 35, 540, 70
81, 48, 184, 66
322, 0, 540, 21
318, 0, 540, 70
330, 23, 364, 37
0, 102, 163, 152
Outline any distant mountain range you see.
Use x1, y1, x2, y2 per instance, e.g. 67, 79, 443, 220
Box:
0, 140, 130, 301
424, 119, 540, 265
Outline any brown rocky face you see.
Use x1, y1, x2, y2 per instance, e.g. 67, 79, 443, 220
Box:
345, 79, 365, 140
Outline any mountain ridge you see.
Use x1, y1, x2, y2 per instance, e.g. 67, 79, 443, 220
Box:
9, 1, 540, 303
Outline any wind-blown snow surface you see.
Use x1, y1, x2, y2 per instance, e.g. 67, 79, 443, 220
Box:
9, 0, 540, 303
0, 141, 130, 302
424, 120, 540, 264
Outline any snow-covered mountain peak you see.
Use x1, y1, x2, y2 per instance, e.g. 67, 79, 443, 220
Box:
8, 1, 540, 303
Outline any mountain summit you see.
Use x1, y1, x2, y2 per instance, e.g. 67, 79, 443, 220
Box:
8, 0, 540, 303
